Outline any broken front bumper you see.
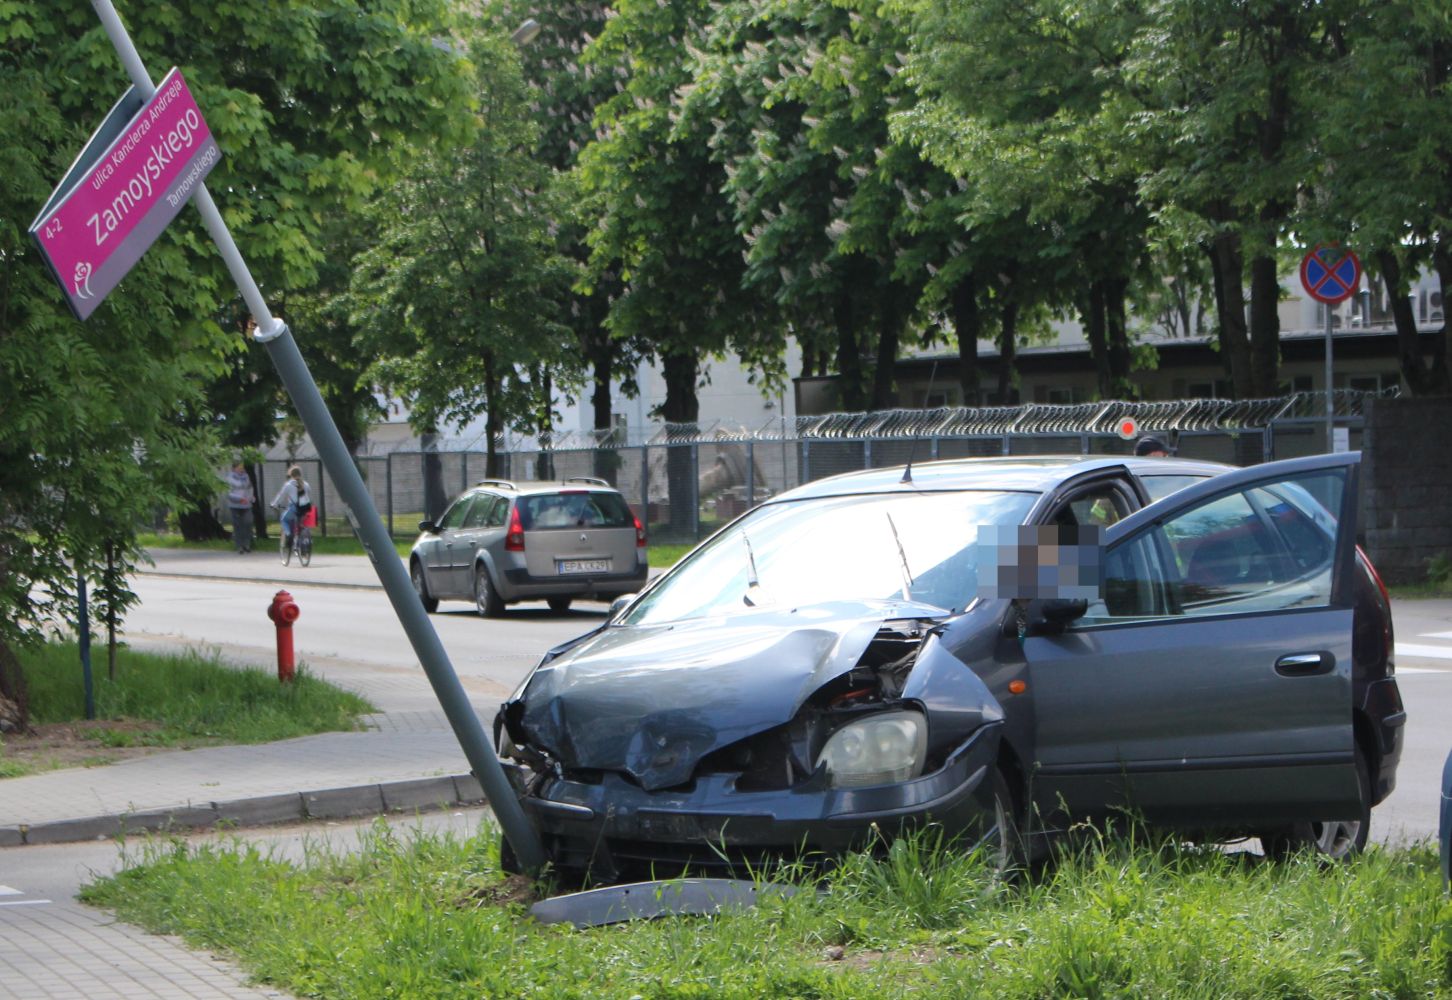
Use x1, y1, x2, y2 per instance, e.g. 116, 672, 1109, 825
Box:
503, 723, 1002, 875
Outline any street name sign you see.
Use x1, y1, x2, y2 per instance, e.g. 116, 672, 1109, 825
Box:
1300, 244, 1362, 305
29, 67, 221, 320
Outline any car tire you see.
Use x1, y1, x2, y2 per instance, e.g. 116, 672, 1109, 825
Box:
547, 597, 572, 614
474, 565, 506, 618
1261, 745, 1372, 862
986, 766, 1023, 874
411, 560, 438, 614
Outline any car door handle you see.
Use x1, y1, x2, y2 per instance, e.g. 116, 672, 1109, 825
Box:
1275, 652, 1333, 677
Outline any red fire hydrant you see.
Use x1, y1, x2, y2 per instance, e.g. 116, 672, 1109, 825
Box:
267, 590, 301, 682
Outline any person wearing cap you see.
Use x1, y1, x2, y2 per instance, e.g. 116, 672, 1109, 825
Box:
1135, 436, 1171, 457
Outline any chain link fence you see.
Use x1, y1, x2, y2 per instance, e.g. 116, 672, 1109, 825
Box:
248, 389, 1392, 545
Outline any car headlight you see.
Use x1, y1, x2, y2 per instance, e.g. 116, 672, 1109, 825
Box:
818, 710, 928, 788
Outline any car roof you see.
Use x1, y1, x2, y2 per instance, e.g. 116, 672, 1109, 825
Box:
466, 478, 623, 497
770, 454, 1234, 502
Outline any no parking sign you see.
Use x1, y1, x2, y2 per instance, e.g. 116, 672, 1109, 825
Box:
1300, 244, 1361, 304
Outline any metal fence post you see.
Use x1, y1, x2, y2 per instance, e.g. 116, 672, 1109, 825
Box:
930, 436, 939, 460
316, 458, 327, 537
746, 441, 756, 509
863, 439, 872, 469
1263, 426, 1274, 464
690, 443, 700, 540
640, 444, 650, 527
802, 440, 811, 483
385, 455, 394, 537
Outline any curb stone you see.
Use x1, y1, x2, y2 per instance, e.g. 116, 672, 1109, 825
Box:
4, 773, 487, 847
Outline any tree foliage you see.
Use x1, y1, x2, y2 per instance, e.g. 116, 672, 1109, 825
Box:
0, 0, 474, 721
349, 28, 578, 477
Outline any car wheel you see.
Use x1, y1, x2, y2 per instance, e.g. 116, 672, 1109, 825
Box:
547, 597, 572, 614
1262, 746, 1371, 862
474, 565, 505, 617
984, 766, 1022, 874
411, 560, 438, 614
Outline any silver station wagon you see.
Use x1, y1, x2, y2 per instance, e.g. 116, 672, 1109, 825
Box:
409, 478, 649, 615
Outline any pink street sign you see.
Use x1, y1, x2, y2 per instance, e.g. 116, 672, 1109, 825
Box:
29, 67, 221, 320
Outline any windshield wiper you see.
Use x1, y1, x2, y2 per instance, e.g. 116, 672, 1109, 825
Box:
885, 512, 914, 602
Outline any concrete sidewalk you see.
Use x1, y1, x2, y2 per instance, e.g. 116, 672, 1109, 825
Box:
1, 551, 504, 847
139, 545, 396, 589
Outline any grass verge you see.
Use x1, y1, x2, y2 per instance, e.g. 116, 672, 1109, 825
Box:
82, 824, 1452, 999
0, 643, 374, 778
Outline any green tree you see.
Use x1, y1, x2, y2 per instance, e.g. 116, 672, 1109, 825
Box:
496, 0, 649, 481
895, 0, 1150, 401
682, 0, 939, 411
1304, 0, 1452, 395
0, 0, 472, 722
577, 0, 768, 536
349, 30, 578, 479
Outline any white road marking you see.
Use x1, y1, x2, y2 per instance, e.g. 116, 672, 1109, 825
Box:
1395, 642, 1452, 660
1396, 666, 1448, 675
1423, 630, 1452, 640
0, 885, 20, 895
0, 899, 51, 907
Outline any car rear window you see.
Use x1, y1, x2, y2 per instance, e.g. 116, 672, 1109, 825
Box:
518, 491, 634, 530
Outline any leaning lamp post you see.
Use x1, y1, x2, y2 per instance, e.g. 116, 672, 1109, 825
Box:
84, 0, 547, 871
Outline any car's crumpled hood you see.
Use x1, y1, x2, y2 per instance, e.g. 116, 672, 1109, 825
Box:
514, 600, 946, 791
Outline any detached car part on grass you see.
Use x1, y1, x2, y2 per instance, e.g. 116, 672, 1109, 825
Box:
494, 454, 1404, 881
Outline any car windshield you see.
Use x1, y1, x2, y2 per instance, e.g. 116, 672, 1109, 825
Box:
623, 490, 1038, 625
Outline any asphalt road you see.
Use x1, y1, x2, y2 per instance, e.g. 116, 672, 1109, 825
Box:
120, 571, 1452, 846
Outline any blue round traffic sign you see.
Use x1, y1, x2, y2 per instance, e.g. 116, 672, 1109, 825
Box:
1300, 244, 1362, 304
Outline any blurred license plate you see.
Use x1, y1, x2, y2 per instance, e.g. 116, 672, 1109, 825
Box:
558, 559, 610, 574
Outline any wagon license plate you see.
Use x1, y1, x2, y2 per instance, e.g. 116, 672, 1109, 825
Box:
558, 558, 610, 575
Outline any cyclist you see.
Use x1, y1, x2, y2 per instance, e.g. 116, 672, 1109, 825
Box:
270, 465, 313, 556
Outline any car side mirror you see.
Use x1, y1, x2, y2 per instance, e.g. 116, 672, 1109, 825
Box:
418, 519, 438, 534
1005, 597, 1089, 637
1035, 597, 1089, 633
608, 594, 636, 621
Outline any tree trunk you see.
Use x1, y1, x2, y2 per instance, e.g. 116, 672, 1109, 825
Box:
871, 317, 900, 411
0, 638, 27, 733
587, 327, 621, 483
420, 428, 447, 520
1105, 276, 1133, 397
998, 296, 1019, 405
951, 272, 981, 407
1083, 281, 1112, 399
833, 288, 868, 412
661, 351, 699, 542
178, 496, 227, 541
484, 354, 506, 479
534, 366, 555, 482
1248, 252, 1282, 396
1427, 243, 1452, 392
1208, 234, 1253, 398
104, 542, 119, 680
246, 464, 268, 541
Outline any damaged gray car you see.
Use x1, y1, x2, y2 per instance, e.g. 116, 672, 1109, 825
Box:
495, 453, 1403, 879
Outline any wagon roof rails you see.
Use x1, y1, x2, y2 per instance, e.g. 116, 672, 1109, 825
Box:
475, 478, 517, 490
563, 476, 610, 487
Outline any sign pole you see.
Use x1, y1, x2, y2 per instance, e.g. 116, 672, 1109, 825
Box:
87, 0, 546, 872
1300, 243, 1361, 456
1324, 302, 1334, 452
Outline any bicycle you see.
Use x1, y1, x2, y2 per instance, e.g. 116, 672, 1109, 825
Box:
275, 507, 313, 567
